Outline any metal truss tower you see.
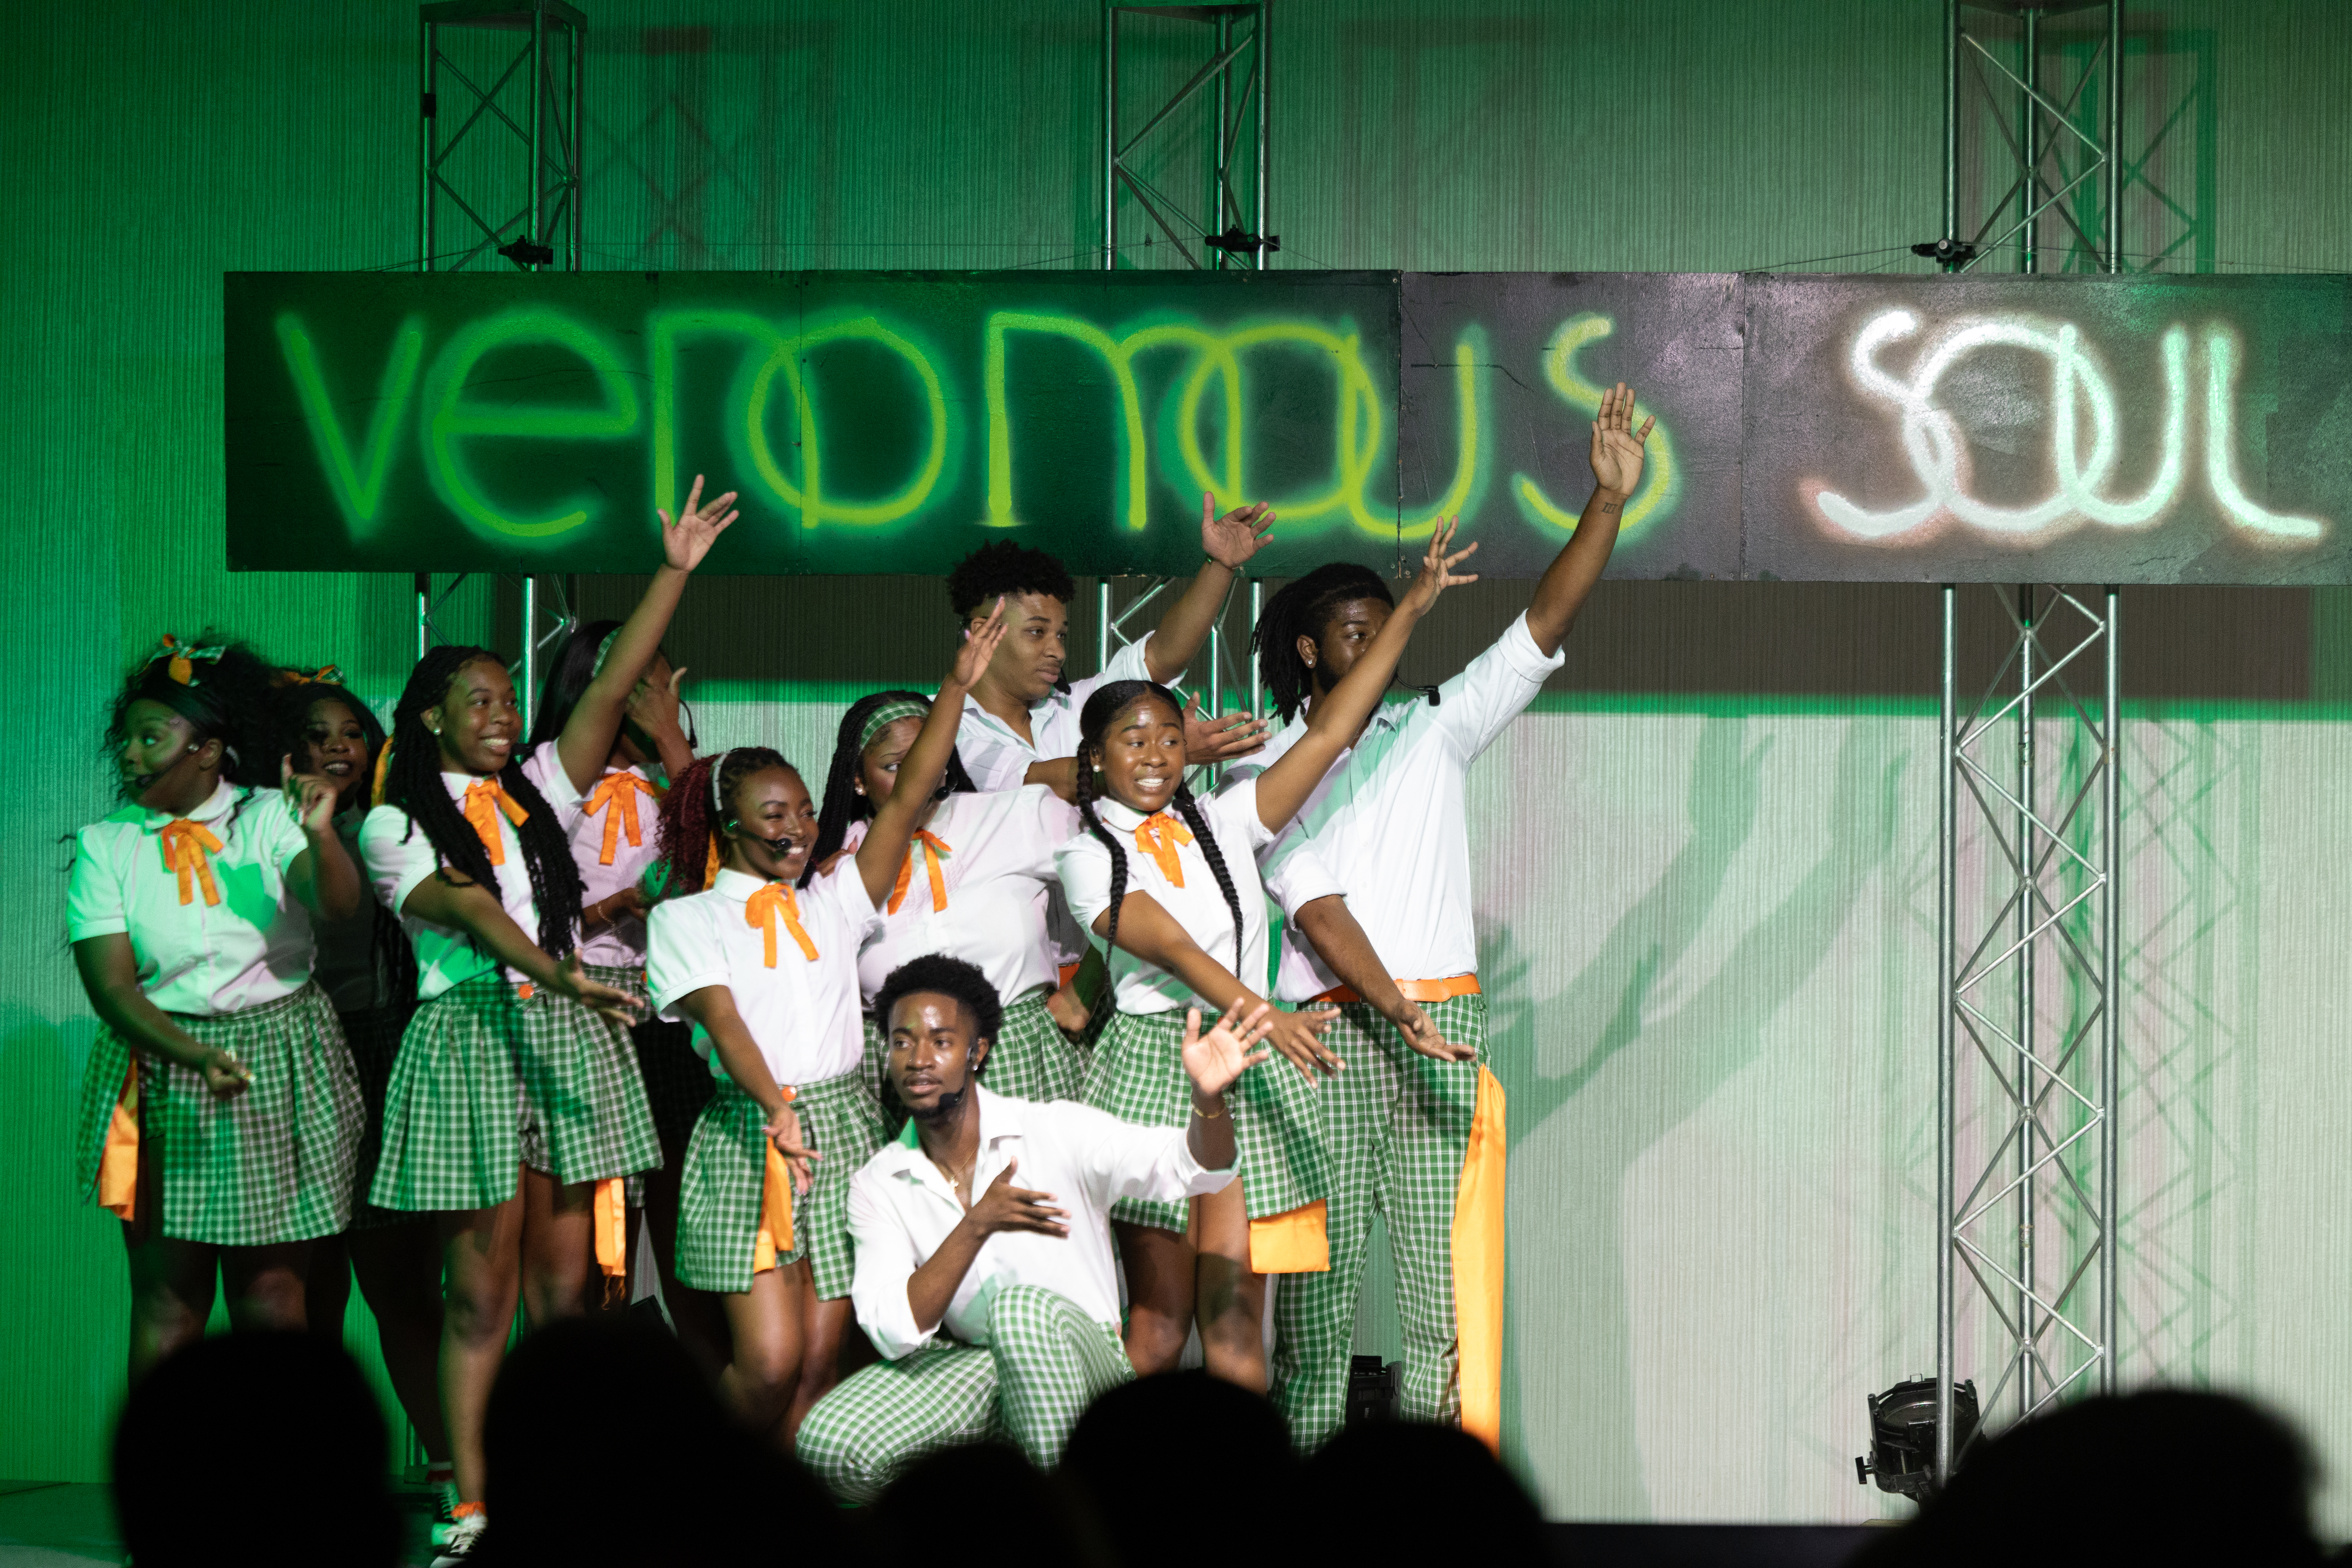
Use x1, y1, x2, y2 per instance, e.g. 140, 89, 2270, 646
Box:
1102, 2, 1273, 272
1932, 2, 2132, 1490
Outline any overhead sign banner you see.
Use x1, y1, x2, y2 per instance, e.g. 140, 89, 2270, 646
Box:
226, 269, 2352, 583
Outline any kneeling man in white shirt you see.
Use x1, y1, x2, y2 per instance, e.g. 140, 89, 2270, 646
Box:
796, 953, 1273, 1499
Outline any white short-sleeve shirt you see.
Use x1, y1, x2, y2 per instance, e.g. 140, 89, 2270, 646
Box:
848, 1086, 1234, 1359
359, 740, 584, 1002
1228, 610, 1566, 1001
843, 786, 1082, 1008
644, 864, 881, 1089
1054, 783, 1272, 1015
67, 780, 316, 1017
954, 631, 1163, 793
569, 764, 664, 969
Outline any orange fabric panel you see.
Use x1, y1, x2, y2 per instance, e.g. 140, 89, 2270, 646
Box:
593, 1178, 627, 1278
751, 1140, 795, 1273
1247, 1198, 1331, 1274
1452, 1064, 1508, 1454
97, 1062, 140, 1222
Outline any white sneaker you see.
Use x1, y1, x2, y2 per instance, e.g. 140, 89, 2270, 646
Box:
429, 1509, 486, 1565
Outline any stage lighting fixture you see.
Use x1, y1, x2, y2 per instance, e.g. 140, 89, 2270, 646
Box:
1909, 237, 1979, 268
497, 237, 557, 269
1345, 1356, 1398, 1426
1854, 1377, 1980, 1499
1203, 226, 1281, 260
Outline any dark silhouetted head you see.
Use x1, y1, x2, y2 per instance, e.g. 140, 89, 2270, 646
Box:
1064, 1372, 1296, 1567
861, 1440, 1110, 1568
1303, 1421, 1548, 1564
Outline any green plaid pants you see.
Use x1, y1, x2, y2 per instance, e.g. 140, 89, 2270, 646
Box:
796, 1283, 1133, 1500
862, 990, 1087, 1140
1270, 993, 1485, 1449
73, 982, 364, 1247
1084, 1007, 1330, 1232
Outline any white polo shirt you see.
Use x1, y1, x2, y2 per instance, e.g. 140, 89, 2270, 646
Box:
847, 1085, 1234, 1359
360, 741, 583, 1002
842, 786, 1082, 1008
67, 780, 316, 1017
645, 864, 880, 1088
954, 631, 1161, 792
570, 764, 663, 969
1055, 783, 1273, 1015
1227, 610, 1565, 1002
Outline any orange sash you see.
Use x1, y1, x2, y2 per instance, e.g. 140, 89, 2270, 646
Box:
158, 819, 224, 907
1133, 812, 1193, 886
1247, 1198, 1330, 1275
461, 778, 527, 866
584, 771, 659, 866
592, 1178, 626, 1279
887, 830, 952, 915
751, 1141, 796, 1272
1453, 1064, 1508, 1453
97, 1060, 140, 1222
745, 882, 819, 966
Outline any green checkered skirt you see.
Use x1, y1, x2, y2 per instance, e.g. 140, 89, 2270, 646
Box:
370, 973, 662, 1213
339, 1003, 417, 1232
676, 1067, 881, 1297
861, 990, 1085, 1140
1083, 1007, 1331, 1233
72, 981, 364, 1246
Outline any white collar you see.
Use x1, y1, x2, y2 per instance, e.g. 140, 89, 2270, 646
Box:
139, 778, 238, 832
882, 1084, 1024, 1190
1091, 796, 1184, 833
711, 867, 782, 902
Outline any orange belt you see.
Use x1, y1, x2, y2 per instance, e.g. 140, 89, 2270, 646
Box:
1310, 974, 1482, 1007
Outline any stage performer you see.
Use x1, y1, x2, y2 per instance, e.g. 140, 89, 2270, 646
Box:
525, 618, 724, 1361
278, 669, 452, 1495
1054, 521, 1475, 1389
69, 635, 367, 1378
360, 478, 734, 1561
796, 954, 1269, 1499
805, 689, 1085, 1125
1235, 383, 1654, 1450
642, 602, 1007, 1451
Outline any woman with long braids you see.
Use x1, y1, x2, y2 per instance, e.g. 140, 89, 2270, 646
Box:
803, 688, 1085, 1130
643, 602, 1008, 1450
276, 668, 450, 1497
524, 616, 722, 1361
1053, 522, 1476, 1390
68, 634, 366, 1378
360, 479, 734, 1560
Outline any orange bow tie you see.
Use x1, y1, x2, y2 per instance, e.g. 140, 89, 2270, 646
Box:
158, 819, 225, 906
1134, 812, 1193, 887
887, 830, 953, 915
461, 778, 528, 866
585, 771, 660, 866
745, 881, 819, 967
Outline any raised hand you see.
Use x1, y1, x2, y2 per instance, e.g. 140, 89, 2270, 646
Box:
1399, 517, 1480, 618
1390, 1000, 1475, 1063
951, 595, 1010, 690
765, 1100, 819, 1195
625, 664, 687, 742
1182, 1001, 1279, 1099
1588, 382, 1656, 498
1201, 493, 1276, 570
555, 951, 645, 1028
967, 1158, 1070, 1238
659, 474, 740, 572
280, 754, 340, 835
1182, 694, 1270, 765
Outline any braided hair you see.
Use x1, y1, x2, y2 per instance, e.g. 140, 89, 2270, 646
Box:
380, 646, 583, 957
1072, 680, 1249, 1029
652, 746, 794, 898
804, 690, 978, 889
106, 631, 285, 797
274, 673, 417, 1008
1251, 564, 1395, 722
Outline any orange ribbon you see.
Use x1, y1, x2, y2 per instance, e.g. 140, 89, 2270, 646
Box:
97, 1060, 140, 1222
585, 771, 660, 867
1133, 812, 1193, 887
461, 778, 528, 866
751, 1140, 796, 1273
887, 830, 953, 915
157, 819, 224, 907
745, 882, 819, 967
593, 1178, 627, 1279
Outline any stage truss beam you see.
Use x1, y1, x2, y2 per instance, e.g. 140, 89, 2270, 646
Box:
1102, 2, 1273, 271
419, 0, 585, 273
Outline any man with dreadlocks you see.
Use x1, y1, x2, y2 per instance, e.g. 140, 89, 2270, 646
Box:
1229, 383, 1655, 1451
359, 477, 734, 1561
69, 633, 367, 1378
1053, 522, 1475, 1391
